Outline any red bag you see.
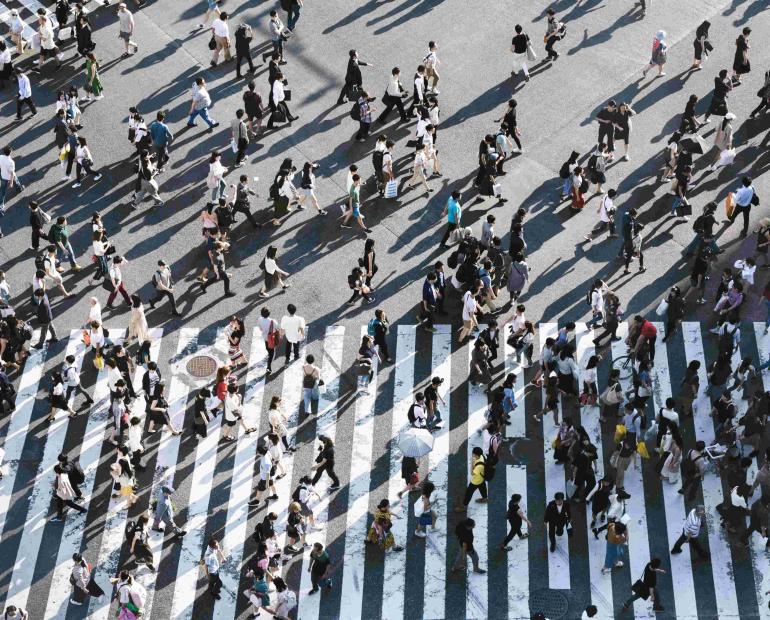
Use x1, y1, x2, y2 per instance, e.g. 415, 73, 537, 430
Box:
266, 321, 280, 350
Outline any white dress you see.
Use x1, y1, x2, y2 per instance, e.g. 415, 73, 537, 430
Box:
127, 304, 150, 343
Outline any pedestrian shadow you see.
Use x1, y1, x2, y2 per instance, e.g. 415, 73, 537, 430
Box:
439, 78, 512, 131
566, 5, 636, 56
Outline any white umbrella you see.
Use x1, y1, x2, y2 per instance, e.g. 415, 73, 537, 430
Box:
397, 427, 434, 458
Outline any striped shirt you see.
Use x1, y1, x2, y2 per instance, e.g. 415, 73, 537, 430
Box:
682, 509, 701, 538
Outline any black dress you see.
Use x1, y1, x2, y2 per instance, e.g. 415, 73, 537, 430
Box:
732, 35, 750, 75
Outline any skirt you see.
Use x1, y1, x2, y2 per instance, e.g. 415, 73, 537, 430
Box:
228, 344, 246, 364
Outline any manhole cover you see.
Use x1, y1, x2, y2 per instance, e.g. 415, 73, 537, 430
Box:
186, 354, 218, 379
529, 589, 569, 619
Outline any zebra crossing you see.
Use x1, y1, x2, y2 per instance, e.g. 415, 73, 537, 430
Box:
0, 321, 768, 619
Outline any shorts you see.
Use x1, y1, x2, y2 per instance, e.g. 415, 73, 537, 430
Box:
300, 187, 315, 198
207, 0, 219, 10
300, 502, 313, 517
426, 67, 438, 78
119, 31, 131, 42
40, 47, 58, 59
418, 512, 433, 526
352, 206, 361, 218
225, 418, 236, 427
257, 479, 267, 492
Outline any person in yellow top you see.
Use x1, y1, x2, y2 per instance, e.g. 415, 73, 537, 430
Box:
455, 447, 487, 512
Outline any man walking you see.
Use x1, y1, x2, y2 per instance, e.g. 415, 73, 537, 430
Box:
232, 175, 260, 228
248, 445, 278, 509
231, 109, 249, 166
49, 216, 82, 272
106, 256, 132, 309
308, 543, 333, 594
200, 246, 235, 298
234, 21, 254, 78
454, 447, 487, 512
149, 260, 181, 316
510, 26, 531, 83
202, 538, 225, 600
148, 111, 173, 170
671, 505, 709, 559
131, 150, 165, 209
0, 146, 24, 214
187, 78, 219, 129
376, 68, 409, 124
336, 49, 372, 105
451, 518, 486, 574
33, 289, 57, 348
64, 354, 94, 407
117, 3, 138, 57
544, 491, 572, 552
595, 100, 618, 157
621, 558, 666, 612
28, 201, 48, 252
15, 68, 37, 121
439, 190, 462, 247
152, 486, 186, 538
280, 303, 305, 364
211, 12, 232, 66
726, 175, 758, 238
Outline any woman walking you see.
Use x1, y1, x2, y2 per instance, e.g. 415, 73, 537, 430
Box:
259, 245, 290, 298
72, 137, 102, 189
301, 354, 322, 415
366, 499, 403, 552
146, 381, 181, 435
129, 514, 155, 572
414, 481, 438, 538
84, 52, 103, 101
68, 553, 104, 605
297, 162, 326, 215
225, 316, 247, 368
643, 31, 668, 78
691, 21, 710, 71
615, 103, 636, 160
268, 395, 294, 452
51, 464, 88, 522
47, 372, 77, 422
500, 493, 531, 550
127, 295, 149, 345
749, 70, 770, 118
732, 27, 751, 85
569, 166, 585, 211
311, 435, 340, 489
207, 150, 227, 203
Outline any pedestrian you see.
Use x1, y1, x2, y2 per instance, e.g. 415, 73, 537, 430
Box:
622, 558, 666, 612
307, 542, 333, 593
584, 189, 617, 242
726, 175, 758, 238
704, 69, 733, 123
451, 518, 485, 573
691, 20, 710, 71
510, 25, 531, 83
8, 9, 26, 56
192, 388, 212, 439
354, 90, 377, 142
0, 146, 24, 214
454, 446, 488, 512
234, 21, 254, 78
210, 11, 232, 66
149, 111, 173, 169
750, 70, 770, 118
70, 136, 102, 188
126, 295, 149, 344
643, 30, 667, 77
544, 491, 572, 552
230, 109, 250, 166
51, 463, 88, 522
732, 27, 751, 85
340, 174, 372, 233
242, 82, 264, 136
671, 505, 709, 559
337, 49, 372, 105
75, 13, 94, 58
300, 354, 321, 414
679, 440, 706, 500
149, 260, 180, 316
376, 67, 409, 124
131, 150, 164, 208
257, 307, 279, 374
127, 514, 155, 571
268, 10, 288, 64
201, 538, 225, 600
500, 493, 531, 550
544, 8, 565, 61
187, 77, 219, 129
152, 486, 187, 537
267, 70, 296, 128
48, 216, 82, 272
297, 162, 326, 215
14, 68, 37, 121
63, 354, 93, 407
112, 572, 146, 619
105, 255, 131, 308
198, 0, 221, 28
248, 445, 278, 509
146, 381, 181, 435
32, 289, 58, 349
615, 102, 636, 160
117, 3, 138, 56
34, 11, 63, 72
68, 553, 104, 605
413, 481, 438, 538
661, 286, 685, 341
200, 245, 235, 298
601, 520, 628, 573
311, 434, 340, 489
595, 101, 618, 157
279, 303, 305, 364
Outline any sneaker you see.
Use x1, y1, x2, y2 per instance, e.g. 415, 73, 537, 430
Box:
340, 223, 352, 229
414, 530, 427, 538
72, 183, 82, 188
94, 174, 102, 181
472, 568, 486, 574
61, 175, 71, 182
69, 599, 83, 606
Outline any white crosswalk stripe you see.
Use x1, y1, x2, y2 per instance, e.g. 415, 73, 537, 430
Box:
1, 322, 769, 619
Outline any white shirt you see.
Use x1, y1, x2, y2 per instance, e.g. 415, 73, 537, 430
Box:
385, 76, 402, 98
510, 313, 526, 334
0, 49, 11, 65
64, 363, 80, 387
0, 154, 15, 181
269, 440, 284, 463
280, 314, 306, 343
89, 328, 104, 349
424, 51, 438, 68
272, 80, 285, 104
411, 403, 426, 426
224, 392, 242, 422
590, 289, 604, 314
269, 408, 287, 435
204, 546, 221, 574
258, 452, 272, 480
107, 367, 122, 392
461, 291, 477, 321
127, 423, 143, 452
659, 407, 679, 427
211, 18, 229, 39
109, 265, 123, 285
414, 74, 424, 99
599, 194, 614, 223
17, 74, 31, 99
76, 145, 92, 165
39, 18, 55, 50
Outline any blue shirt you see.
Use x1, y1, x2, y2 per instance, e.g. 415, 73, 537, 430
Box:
446, 197, 461, 224
149, 121, 173, 148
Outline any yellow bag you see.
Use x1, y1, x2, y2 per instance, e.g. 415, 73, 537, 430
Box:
614, 424, 627, 444
93, 352, 104, 370
725, 192, 735, 218
551, 436, 561, 450
636, 442, 650, 459
59, 143, 70, 162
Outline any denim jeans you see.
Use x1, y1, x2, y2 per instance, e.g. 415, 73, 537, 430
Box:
452, 547, 480, 571
210, 178, 226, 202
587, 311, 603, 328
287, 6, 301, 30
561, 177, 571, 196
302, 387, 313, 414
603, 542, 624, 569
57, 241, 77, 267
0, 176, 22, 209
188, 107, 216, 127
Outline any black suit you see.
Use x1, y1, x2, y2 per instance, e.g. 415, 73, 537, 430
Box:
337, 58, 366, 104
544, 500, 571, 547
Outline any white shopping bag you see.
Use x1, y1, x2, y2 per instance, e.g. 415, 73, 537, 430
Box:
384, 179, 398, 199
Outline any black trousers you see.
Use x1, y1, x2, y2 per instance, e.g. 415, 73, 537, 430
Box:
598, 124, 615, 152
208, 572, 223, 596
235, 50, 254, 77
671, 532, 707, 557
233, 202, 259, 227
235, 137, 248, 165
264, 344, 275, 371
548, 522, 565, 546
31, 226, 45, 250
462, 481, 487, 506
502, 518, 524, 545
284, 340, 299, 361
66, 384, 92, 404
337, 81, 359, 104
728, 204, 752, 235
545, 37, 559, 59
750, 99, 770, 117
355, 121, 371, 141
154, 144, 169, 166
374, 334, 389, 360
201, 271, 230, 294
150, 289, 178, 313
440, 223, 458, 245
377, 95, 407, 123
16, 95, 36, 118
312, 461, 340, 486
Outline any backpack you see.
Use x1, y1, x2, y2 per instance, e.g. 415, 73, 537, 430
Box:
456, 260, 478, 284
447, 250, 459, 269
34, 253, 46, 272
292, 485, 303, 502
125, 519, 137, 539
558, 160, 571, 179
350, 102, 361, 121
367, 318, 379, 337
407, 404, 417, 425
586, 154, 598, 173
347, 274, 357, 289
481, 456, 496, 481
269, 181, 280, 201
681, 449, 702, 479
692, 215, 705, 235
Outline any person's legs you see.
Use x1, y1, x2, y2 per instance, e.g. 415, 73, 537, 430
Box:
671, 532, 686, 553
199, 107, 217, 128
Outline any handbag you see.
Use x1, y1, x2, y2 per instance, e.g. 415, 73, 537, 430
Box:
384, 179, 398, 199
284, 89, 292, 102
613, 424, 627, 444
230, 139, 237, 154
600, 384, 623, 405
94, 352, 104, 370
609, 449, 620, 469
526, 42, 537, 62
492, 183, 503, 197
655, 298, 669, 316
719, 148, 736, 166
82, 329, 91, 347
636, 442, 650, 459
725, 192, 735, 218
266, 322, 280, 350
208, 34, 217, 50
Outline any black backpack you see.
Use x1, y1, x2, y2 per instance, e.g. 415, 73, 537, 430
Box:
447, 250, 459, 269
586, 154, 598, 173
692, 215, 705, 235
347, 274, 357, 289
125, 520, 137, 539
349, 102, 361, 121
681, 450, 702, 479
292, 485, 303, 502
407, 404, 417, 425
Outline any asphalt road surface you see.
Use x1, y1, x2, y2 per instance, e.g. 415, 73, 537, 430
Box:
1, 0, 770, 619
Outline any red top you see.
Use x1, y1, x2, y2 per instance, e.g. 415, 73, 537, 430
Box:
639, 321, 657, 339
